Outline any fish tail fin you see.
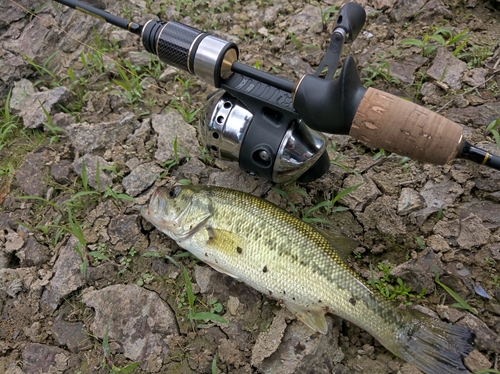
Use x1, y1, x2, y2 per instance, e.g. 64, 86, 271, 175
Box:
389, 310, 474, 374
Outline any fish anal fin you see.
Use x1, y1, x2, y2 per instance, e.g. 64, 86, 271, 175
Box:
316, 229, 358, 262
284, 301, 328, 334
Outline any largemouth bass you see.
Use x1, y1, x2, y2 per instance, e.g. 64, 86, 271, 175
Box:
141, 185, 474, 374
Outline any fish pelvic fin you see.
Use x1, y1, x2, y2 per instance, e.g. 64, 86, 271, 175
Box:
390, 310, 474, 374
284, 301, 328, 334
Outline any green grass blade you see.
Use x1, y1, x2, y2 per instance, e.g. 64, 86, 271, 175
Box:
435, 274, 477, 315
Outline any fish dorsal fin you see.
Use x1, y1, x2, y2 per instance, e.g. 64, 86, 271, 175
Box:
316, 228, 358, 263
284, 301, 328, 334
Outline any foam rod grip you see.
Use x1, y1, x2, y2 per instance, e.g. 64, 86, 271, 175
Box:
349, 88, 464, 165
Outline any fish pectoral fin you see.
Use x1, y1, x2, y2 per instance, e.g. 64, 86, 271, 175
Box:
284, 301, 328, 334
205, 227, 244, 256
316, 228, 358, 263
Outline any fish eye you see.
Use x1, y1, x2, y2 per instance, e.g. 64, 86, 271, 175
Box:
169, 186, 182, 198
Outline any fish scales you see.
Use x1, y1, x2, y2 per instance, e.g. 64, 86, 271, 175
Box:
206, 187, 400, 335
142, 185, 474, 374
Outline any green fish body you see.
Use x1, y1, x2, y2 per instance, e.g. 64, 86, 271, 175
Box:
141, 185, 473, 374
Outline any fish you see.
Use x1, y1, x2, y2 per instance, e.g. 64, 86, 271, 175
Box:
141, 185, 474, 374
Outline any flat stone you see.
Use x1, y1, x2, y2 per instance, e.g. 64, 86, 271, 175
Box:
458, 199, 500, 229
397, 188, 426, 215
152, 112, 200, 163
17, 236, 49, 267
389, 55, 428, 84
22, 343, 79, 374
41, 236, 84, 312
457, 214, 490, 250
82, 284, 179, 370
339, 175, 381, 212
10, 79, 70, 129
457, 314, 500, 353
446, 102, 500, 128
50, 159, 74, 185
208, 168, 272, 196
72, 154, 113, 192
251, 308, 289, 367
194, 265, 216, 294
357, 195, 406, 236
390, 248, 445, 294
15, 147, 55, 197
256, 315, 341, 373
390, 0, 426, 21
287, 4, 322, 34
51, 314, 92, 353
462, 68, 489, 88
413, 177, 463, 224
67, 113, 137, 154
427, 47, 468, 90
122, 162, 163, 197
107, 214, 141, 246
464, 349, 492, 372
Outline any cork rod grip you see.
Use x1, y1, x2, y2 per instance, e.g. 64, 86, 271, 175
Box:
349, 88, 464, 165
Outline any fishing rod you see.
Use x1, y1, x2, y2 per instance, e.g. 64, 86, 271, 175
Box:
52, 0, 500, 183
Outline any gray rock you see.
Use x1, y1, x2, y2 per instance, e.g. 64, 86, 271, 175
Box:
15, 147, 56, 197
122, 162, 163, 197
50, 159, 75, 185
41, 236, 84, 312
73, 154, 114, 191
51, 314, 92, 353
357, 196, 406, 236
339, 175, 381, 212
107, 214, 141, 247
474, 159, 500, 192
413, 177, 463, 224
10, 79, 70, 129
390, 248, 445, 294
427, 47, 468, 90
21, 343, 79, 374
457, 214, 490, 250
257, 314, 342, 374
152, 112, 200, 163
67, 113, 138, 154
397, 188, 426, 215
464, 349, 492, 372
82, 284, 179, 370
446, 102, 500, 128
194, 265, 216, 294
390, 0, 427, 22
457, 314, 500, 353
462, 68, 489, 88
0, 268, 36, 298
0, 0, 43, 29
389, 55, 428, 84
280, 52, 314, 79
208, 168, 272, 196
458, 199, 500, 229
251, 308, 289, 367
17, 236, 49, 267
287, 4, 323, 35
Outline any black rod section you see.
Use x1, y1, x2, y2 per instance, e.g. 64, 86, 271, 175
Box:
231, 61, 295, 93
458, 141, 500, 171
53, 0, 142, 35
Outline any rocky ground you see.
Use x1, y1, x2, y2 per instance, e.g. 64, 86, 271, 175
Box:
1, 0, 500, 373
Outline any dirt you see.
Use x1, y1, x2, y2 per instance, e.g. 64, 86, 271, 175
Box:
1, 0, 500, 373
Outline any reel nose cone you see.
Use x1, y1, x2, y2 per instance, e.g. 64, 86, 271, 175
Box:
200, 91, 329, 183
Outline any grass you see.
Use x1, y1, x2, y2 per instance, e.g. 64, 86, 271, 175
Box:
0, 88, 20, 152
399, 26, 470, 57
435, 274, 478, 315
369, 262, 426, 305
485, 115, 500, 147
182, 267, 228, 328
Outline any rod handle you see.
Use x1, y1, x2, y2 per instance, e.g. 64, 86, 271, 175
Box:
349, 88, 464, 165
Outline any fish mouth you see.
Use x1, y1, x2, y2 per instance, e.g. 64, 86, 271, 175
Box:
140, 188, 165, 223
